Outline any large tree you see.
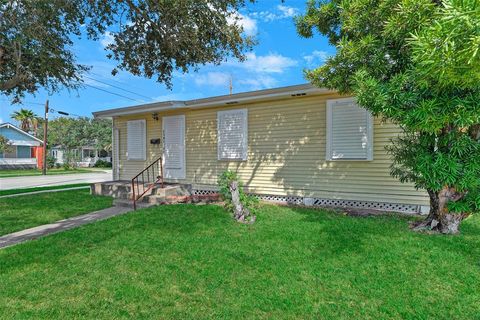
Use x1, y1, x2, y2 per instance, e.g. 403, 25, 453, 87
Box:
0, 0, 254, 102
296, 0, 480, 233
41, 117, 112, 152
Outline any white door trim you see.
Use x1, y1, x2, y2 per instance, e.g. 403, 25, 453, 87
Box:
162, 115, 186, 180
114, 128, 120, 180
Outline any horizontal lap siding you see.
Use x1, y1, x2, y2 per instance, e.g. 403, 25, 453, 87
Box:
114, 94, 429, 205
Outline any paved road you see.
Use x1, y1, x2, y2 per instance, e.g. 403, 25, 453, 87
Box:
0, 170, 113, 190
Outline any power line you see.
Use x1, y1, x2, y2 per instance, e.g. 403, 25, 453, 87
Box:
88, 71, 149, 95
82, 83, 143, 102
84, 75, 152, 100
1, 99, 45, 106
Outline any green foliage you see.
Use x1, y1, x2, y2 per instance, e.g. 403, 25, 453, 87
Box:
218, 170, 259, 215
41, 117, 112, 154
46, 155, 56, 169
297, 0, 480, 216
93, 159, 112, 168
410, 0, 480, 89
0, 135, 13, 154
1, 0, 254, 102
10, 108, 41, 135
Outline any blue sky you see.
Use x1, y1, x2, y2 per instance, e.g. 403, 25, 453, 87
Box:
0, 1, 334, 124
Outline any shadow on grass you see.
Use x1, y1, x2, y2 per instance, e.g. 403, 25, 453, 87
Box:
288, 205, 480, 263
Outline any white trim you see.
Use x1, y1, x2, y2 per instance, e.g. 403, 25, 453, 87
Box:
217, 108, 248, 161
0, 123, 43, 143
126, 119, 146, 161
9, 140, 41, 147
326, 97, 374, 161
114, 127, 120, 180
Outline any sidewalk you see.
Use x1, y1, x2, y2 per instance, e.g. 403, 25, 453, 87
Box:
0, 206, 132, 249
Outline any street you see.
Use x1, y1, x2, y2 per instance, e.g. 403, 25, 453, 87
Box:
0, 170, 112, 190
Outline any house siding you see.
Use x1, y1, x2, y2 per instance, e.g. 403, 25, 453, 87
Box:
113, 93, 429, 206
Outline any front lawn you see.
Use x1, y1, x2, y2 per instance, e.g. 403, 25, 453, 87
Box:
0, 189, 113, 236
0, 168, 102, 178
0, 204, 478, 319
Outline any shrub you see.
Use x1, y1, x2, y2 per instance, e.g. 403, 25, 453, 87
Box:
218, 170, 259, 219
46, 155, 56, 169
93, 159, 112, 168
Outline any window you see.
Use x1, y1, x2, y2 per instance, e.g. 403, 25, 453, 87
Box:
217, 109, 248, 160
127, 119, 146, 160
326, 98, 373, 161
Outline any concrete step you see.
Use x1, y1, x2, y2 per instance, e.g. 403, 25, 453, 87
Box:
113, 198, 155, 209
142, 194, 192, 205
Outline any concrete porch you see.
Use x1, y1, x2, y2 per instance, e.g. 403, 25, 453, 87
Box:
91, 181, 220, 209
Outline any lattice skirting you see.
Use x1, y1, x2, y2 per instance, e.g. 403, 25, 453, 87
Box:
192, 188, 422, 214
192, 189, 219, 196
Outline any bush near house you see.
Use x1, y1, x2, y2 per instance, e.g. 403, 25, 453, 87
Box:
93, 159, 112, 168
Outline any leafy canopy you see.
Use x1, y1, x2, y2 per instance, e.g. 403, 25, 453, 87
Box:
0, 0, 255, 102
296, 0, 480, 216
39, 117, 112, 152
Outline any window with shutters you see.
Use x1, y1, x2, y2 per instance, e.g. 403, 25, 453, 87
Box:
326, 98, 373, 161
127, 119, 146, 160
217, 109, 248, 160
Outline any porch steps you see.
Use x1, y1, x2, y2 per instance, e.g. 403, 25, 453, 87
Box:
91, 181, 220, 209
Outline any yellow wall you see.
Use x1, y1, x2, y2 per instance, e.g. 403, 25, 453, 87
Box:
113, 93, 429, 205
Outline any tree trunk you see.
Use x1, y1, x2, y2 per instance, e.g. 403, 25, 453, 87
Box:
229, 180, 256, 224
412, 187, 467, 234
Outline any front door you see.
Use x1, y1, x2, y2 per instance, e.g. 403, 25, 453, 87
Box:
162, 115, 186, 179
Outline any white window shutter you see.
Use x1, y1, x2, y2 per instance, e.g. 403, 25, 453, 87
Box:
127, 120, 146, 160
217, 109, 248, 160
326, 98, 373, 160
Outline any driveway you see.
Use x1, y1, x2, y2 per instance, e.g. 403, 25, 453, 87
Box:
0, 170, 112, 190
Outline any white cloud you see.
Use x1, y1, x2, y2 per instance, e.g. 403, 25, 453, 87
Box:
239, 52, 298, 73
100, 32, 115, 48
251, 5, 299, 22
238, 75, 278, 90
277, 5, 299, 18
228, 12, 257, 36
303, 50, 330, 67
193, 72, 231, 87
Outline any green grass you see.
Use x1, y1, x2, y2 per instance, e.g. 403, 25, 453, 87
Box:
0, 204, 478, 319
0, 189, 113, 236
0, 183, 90, 196
0, 168, 102, 178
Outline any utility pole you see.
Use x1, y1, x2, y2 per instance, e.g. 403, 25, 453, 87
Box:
42, 100, 49, 175
229, 75, 233, 95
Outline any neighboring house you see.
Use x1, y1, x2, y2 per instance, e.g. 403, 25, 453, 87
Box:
0, 123, 43, 169
51, 145, 111, 167
93, 84, 430, 213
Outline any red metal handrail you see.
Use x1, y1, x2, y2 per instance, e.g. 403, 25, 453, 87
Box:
131, 156, 164, 210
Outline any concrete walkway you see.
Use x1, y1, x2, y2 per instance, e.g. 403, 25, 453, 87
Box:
0, 206, 132, 249
0, 170, 112, 190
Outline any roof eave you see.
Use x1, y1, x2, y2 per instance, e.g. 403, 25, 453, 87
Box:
92, 84, 335, 118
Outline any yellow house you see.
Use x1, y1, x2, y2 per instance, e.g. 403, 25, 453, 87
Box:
93, 84, 429, 213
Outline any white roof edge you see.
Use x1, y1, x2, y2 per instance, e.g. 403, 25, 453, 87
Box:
93, 84, 334, 118
0, 123, 43, 144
